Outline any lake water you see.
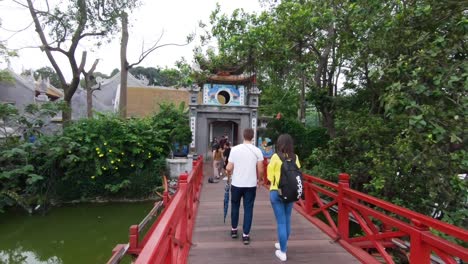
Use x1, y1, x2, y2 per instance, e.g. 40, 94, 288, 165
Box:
0, 202, 154, 264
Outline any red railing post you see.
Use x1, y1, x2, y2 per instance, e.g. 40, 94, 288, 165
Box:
304, 182, 313, 214
338, 173, 350, 241
163, 190, 169, 205
192, 159, 197, 168
192, 159, 200, 196
128, 225, 139, 253
175, 172, 189, 263
410, 219, 431, 263
263, 158, 269, 184
162, 175, 170, 205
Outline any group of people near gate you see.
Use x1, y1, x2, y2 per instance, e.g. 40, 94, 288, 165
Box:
211, 135, 231, 181
214, 128, 301, 262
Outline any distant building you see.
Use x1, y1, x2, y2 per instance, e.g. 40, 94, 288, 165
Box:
0, 69, 65, 137
0, 69, 62, 111
127, 85, 190, 117
1, 68, 263, 157
188, 72, 261, 156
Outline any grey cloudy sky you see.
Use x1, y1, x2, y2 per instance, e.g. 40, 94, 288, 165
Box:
0, 0, 262, 80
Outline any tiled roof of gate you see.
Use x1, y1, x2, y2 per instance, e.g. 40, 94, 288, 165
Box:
206, 74, 255, 84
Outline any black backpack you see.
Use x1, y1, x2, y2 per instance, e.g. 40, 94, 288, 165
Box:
276, 154, 304, 202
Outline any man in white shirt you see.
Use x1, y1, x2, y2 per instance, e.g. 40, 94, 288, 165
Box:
226, 128, 264, 245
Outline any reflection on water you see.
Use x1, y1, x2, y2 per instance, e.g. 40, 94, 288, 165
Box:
0, 248, 62, 264
0, 202, 153, 264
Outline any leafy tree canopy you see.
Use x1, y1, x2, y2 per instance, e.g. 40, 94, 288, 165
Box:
203, 0, 467, 229
129, 65, 194, 87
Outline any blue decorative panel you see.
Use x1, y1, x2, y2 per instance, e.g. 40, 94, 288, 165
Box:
257, 137, 274, 158
203, 84, 245, 105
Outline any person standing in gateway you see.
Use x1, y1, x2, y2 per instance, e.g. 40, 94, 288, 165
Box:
226, 128, 264, 245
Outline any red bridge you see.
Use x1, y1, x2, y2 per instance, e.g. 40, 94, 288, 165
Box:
107, 157, 468, 264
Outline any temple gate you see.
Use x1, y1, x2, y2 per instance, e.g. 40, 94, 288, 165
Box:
188, 73, 260, 156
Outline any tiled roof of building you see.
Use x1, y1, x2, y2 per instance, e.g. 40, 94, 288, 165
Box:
206, 73, 255, 84
34, 83, 63, 99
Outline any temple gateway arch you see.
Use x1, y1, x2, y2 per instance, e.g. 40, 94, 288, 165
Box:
188, 73, 261, 157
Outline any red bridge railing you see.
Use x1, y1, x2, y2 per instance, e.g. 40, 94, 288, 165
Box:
109, 156, 466, 264
272, 168, 468, 264
107, 156, 203, 264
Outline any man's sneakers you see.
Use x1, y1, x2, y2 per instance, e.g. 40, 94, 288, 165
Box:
275, 250, 287, 261
231, 229, 238, 238
230, 229, 250, 245
242, 234, 250, 245
275, 242, 280, 250
208, 177, 219, 183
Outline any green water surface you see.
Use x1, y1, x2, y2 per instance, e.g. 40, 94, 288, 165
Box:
0, 202, 154, 264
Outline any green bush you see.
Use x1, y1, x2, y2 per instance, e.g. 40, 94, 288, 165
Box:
263, 117, 329, 161
307, 108, 467, 229
0, 103, 194, 212
53, 113, 169, 200
0, 102, 65, 212
306, 110, 398, 188
151, 102, 192, 151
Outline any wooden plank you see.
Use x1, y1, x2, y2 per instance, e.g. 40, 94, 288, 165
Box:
188, 162, 361, 264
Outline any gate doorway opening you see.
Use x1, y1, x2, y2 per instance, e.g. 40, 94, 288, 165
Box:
210, 121, 238, 147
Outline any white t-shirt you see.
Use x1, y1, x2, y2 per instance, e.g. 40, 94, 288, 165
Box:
228, 143, 264, 187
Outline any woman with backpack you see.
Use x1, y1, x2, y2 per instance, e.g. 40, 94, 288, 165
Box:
267, 134, 301, 262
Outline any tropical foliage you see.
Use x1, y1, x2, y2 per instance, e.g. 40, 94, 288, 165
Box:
0, 103, 191, 213
130, 66, 179, 87
261, 116, 329, 160
153, 102, 192, 149
202, 0, 467, 228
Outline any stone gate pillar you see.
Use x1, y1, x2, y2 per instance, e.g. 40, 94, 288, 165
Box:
189, 85, 200, 150
249, 81, 261, 143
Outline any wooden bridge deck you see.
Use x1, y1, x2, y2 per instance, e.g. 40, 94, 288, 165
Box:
188, 162, 361, 264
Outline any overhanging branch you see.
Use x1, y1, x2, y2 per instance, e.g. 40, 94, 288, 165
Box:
78, 51, 87, 73
25, 0, 67, 89
79, 31, 107, 40
128, 31, 191, 68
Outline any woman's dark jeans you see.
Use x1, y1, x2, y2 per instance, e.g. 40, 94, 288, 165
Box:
230, 185, 257, 235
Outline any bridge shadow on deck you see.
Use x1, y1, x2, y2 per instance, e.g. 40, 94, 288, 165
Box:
188, 161, 360, 264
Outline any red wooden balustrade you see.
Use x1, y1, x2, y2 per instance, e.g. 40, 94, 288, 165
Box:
106, 156, 203, 264
108, 155, 466, 264
275, 168, 468, 264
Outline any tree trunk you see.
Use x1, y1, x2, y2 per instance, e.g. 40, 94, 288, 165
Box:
119, 12, 129, 118
83, 59, 99, 118
86, 88, 92, 118
300, 67, 306, 124
321, 107, 336, 138
314, 24, 336, 138
26, 0, 88, 124
63, 99, 72, 125
298, 41, 306, 124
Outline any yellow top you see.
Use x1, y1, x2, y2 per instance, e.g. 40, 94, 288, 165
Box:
267, 153, 301, 191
